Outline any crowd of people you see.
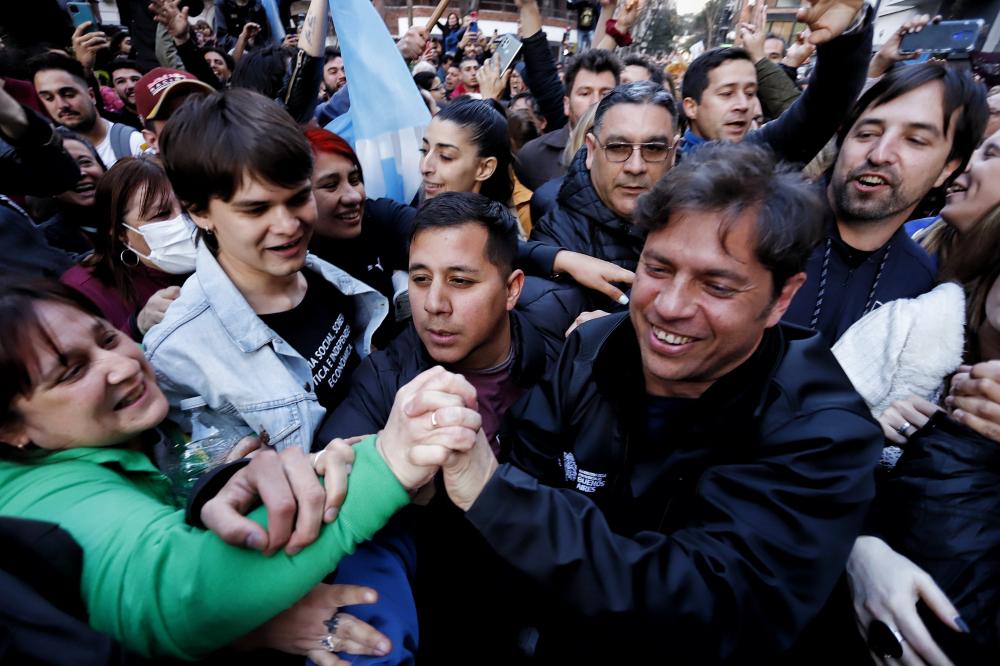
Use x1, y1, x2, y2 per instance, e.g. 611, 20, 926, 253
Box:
3, 0, 1000, 664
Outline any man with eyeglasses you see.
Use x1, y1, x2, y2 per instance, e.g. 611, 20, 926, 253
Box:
530, 81, 675, 307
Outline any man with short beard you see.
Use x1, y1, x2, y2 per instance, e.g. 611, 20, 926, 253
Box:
28, 53, 144, 167
783, 62, 987, 344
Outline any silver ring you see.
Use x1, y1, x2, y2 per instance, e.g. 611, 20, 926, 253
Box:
319, 634, 340, 652
311, 450, 326, 470
430, 410, 439, 428
895, 420, 914, 437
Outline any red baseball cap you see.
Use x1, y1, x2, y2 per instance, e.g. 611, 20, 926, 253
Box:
135, 67, 215, 122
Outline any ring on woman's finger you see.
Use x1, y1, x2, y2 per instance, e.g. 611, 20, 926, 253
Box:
430, 410, 439, 428
867, 619, 905, 659
895, 420, 915, 438
319, 633, 341, 652
311, 450, 326, 471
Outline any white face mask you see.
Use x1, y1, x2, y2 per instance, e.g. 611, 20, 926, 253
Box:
124, 213, 199, 274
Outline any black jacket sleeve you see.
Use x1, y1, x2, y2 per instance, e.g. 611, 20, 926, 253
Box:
283, 50, 323, 124
314, 355, 395, 448
520, 30, 567, 132
752, 22, 873, 164
469, 363, 880, 661
0, 107, 80, 196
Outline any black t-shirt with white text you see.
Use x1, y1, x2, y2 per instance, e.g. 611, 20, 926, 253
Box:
260, 272, 361, 412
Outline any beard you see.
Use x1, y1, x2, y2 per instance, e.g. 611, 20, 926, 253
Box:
830, 165, 921, 224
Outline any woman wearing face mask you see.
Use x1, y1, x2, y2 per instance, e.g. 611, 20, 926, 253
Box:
38, 129, 107, 259
826, 127, 1000, 665
61, 158, 193, 340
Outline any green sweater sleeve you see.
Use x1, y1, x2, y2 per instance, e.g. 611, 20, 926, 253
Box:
0, 436, 409, 660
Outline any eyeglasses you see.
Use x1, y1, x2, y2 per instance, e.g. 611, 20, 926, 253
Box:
592, 136, 673, 163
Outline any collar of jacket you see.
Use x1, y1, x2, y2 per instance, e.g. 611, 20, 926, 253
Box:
557, 147, 641, 237
589, 311, 790, 433
193, 240, 388, 353
678, 128, 707, 156
411, 309, 550, 388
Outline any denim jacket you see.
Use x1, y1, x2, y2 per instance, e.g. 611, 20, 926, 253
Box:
144, 243, 389, 453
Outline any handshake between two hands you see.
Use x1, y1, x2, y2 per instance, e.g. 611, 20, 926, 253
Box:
201, 365, 496, 557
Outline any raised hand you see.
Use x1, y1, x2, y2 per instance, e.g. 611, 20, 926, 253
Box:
71, 22, 110, 72
148, 0, 191, 44
796, 0, 865, 45
868, 14, 938, 78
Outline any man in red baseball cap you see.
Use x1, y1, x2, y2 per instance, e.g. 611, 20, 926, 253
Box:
136, 67, 215, 152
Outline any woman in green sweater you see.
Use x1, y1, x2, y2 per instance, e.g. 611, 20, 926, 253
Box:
0, 278, 482, 662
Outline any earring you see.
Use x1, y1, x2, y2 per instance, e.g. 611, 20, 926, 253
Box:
120, 248, 140, 267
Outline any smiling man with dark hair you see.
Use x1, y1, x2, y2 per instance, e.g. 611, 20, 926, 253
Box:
430, 141, 883, 662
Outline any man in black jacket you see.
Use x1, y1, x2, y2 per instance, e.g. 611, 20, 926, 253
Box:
315, 192, 576, 663
783, 62, 987, 344
678, 0, 873, 162
318, 191, 567, 445
434, 143, 884, 662
530, 81, 676, 305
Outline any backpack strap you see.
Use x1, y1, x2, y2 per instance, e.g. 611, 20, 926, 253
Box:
109, 123, 133, 160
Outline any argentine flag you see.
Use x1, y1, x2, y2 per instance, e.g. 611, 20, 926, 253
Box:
260, 0, 286, 41
325, 0, 431, 203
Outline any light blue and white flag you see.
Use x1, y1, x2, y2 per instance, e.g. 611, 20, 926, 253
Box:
326, 0, 430, 203
260, 0, 286, 42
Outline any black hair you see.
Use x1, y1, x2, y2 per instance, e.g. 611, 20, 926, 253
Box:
681, 47, 753, 104
0, 277, 104, 446
764, 33, 786, 55
411, 191, 518, 275
509, 92, 542, 118
836, 61, 988, 185
54, 127, 106, 170
230, 44, 290, 99
564, 49, 622, 95
324, 46, 342, 63
622, 54, 664, 86
634, 142, 827, 295
436, 97, 513, 203
27, 51, 89, 88
413, 70, 439, 92
159, 88, 312, 211
203, 47, 236, 75
108, 58, 145, 77
592, 81, 678, 136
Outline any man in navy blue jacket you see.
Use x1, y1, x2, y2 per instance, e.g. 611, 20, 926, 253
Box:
784, 61, 987, 343
433, 142, 884, 663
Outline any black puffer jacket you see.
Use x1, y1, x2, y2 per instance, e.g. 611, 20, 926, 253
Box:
466, 313, 883, 663
871, 412, 1000, 664
530, 147, 646, 274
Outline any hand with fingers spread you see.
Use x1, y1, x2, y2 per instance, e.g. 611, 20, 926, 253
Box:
201, 437, 361, 556
236, 582, 391, 665
946, 361, 1000, 443
553, 250, 635, 306
737, 0, 768, 63
877, 396, 942, 445
377, 366, 482, 491
796, 0, 865, 45
869, 14, 939, 78
149, 0, 192, 44
847, 536, 965, 666
71, 22, 110, 73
